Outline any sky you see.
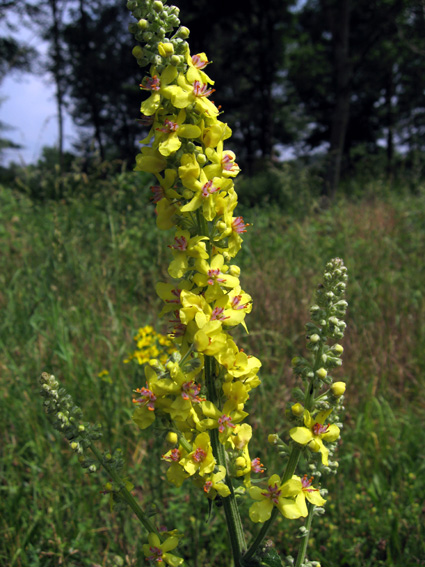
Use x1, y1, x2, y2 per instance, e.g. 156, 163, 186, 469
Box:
1, 71, 76, 166
1, 12, 77, 167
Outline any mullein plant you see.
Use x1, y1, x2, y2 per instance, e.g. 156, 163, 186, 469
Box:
39, 1, 349, 566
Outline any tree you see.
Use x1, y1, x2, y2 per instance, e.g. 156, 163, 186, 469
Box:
61, 0, 142, 162
175, 0, 296, 172
287, 0, 423, 193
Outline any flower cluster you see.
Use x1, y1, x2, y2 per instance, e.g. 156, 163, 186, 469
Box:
124, 325, 176, 365
125, 1, 349, 564
128, 0, 264, 506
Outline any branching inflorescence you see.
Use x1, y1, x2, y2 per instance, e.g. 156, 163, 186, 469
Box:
40, 1, 349, 566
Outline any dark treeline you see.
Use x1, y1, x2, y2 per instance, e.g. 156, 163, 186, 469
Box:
1, 0, 425, 194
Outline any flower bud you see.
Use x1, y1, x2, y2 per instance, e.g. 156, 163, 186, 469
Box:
166, 431, 178, 444
88, 465, 97, 473
153, 1, 163, 12
235, 456, 246, 468
316, 368, 327, 380
137, 18, 149, 30
332, 344, 344, 355
196, 153, 207, 165
291, 403, 304, 417
268, 434, 278, 445
176, 26, 190, 39
309, 333, 320, 343
170, 55, 181, 66
158, 42, 174, 57
229, 265, 240, 277
132, 45, 144, 59
182, 189, 193, 200
331, 381, 346, 397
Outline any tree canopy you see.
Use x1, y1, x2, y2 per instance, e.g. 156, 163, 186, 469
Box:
2, 0, 425, 190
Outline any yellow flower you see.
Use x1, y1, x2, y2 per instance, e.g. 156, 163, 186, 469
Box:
142, 533, 183, 566
167, 229, 209, 279
140, 65, 178, 116
156, 109, 202, 157
161, 71, 219, 117
179, 432, 216, 477
199, 465, 231, 499
290, 409, 340, 465
200, 399, 248, 442
280, 474, 327, 517
249, 474, 303, 523
193, 254, 240, 291
162, 447, 189, 487
135, 147, 167, 174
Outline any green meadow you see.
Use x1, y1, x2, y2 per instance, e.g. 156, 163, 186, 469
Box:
1, 171, 424, 567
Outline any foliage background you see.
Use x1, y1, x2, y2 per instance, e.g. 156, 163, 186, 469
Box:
0, 167, 424, 566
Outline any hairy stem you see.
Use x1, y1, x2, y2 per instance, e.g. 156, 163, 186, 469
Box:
294, 504, 315, 567
205, 355, 247, 566
88, 443, 159, 536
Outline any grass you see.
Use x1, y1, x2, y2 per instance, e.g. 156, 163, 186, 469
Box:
0, 175, 424, 566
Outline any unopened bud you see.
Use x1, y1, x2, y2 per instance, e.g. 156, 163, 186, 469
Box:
268, 434, 279, 445
176, 26, 190, 39
170, 55, 181, 66
309, 334, 320, 343
291, 403, 304, 417
316, 368, 328, 380
88, 465, 97, 473
196, 153, 207, 165
331, 381, 346, 397
235, 456, 246, 468
332, 344, 344, 355
158, 42, 174, 57
153, 1, 163, 12
229, 265, 240, 277
166, 431, 178, 444
132, 45, 144, 59
137, 19, 148, 30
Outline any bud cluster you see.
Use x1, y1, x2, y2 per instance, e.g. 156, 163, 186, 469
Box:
39, 372, 102, 456
128, 0, 189, 71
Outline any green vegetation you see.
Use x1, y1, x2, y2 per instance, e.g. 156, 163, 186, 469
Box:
1, 173, 424, 566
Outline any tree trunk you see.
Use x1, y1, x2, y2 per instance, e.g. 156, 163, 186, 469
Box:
79, 0, 105, 159
49, 0, 65, 171
386, 67, 394, 178
323, 0, 351, 198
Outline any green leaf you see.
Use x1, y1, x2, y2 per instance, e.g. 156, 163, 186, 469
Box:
259, 546, 284, 567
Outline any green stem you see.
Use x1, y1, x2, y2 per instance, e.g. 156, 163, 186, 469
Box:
205, 355, 246, 566
294, 504, 315, 567
88, 443, 159, 536
179, 343, 195, 366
